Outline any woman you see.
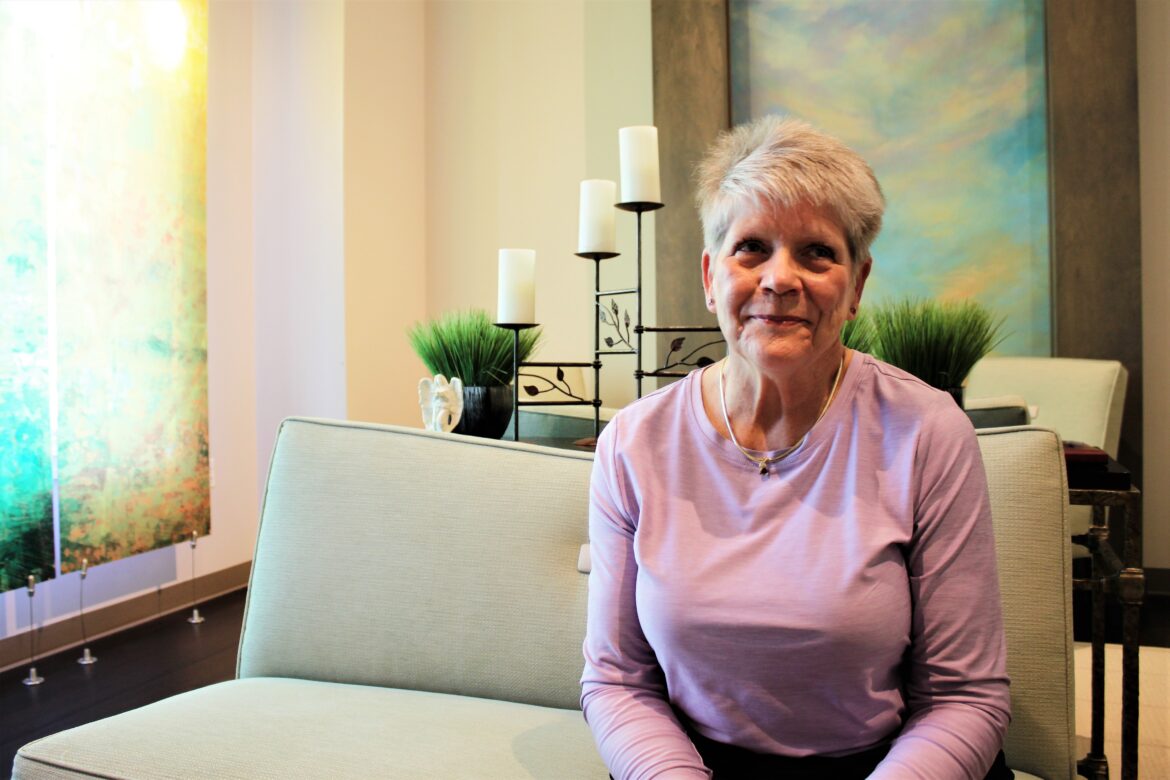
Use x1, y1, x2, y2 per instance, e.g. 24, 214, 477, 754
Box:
580, 116, 1011, 780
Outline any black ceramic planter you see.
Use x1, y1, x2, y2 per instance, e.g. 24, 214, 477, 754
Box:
455, 385, 514, 439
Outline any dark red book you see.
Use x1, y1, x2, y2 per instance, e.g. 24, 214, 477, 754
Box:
1063, 441, 1109, 464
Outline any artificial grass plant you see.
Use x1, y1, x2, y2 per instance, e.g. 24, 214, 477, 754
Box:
408, 309, 542, 387
869, 298, 1006, 390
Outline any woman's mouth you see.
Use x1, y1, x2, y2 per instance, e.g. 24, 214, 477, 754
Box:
750, 314, 808, 326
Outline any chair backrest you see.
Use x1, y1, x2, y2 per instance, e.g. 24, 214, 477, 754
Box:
966, 357, 1128, 457
238, 418, 594, 711
977, 427, 1076, 780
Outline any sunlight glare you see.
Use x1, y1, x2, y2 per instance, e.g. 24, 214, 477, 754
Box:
144, 0, 188, 71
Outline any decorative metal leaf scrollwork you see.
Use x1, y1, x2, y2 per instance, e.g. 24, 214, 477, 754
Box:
598, 300, 634, 351
660, 335, 722, 372
519, 365, 586, 402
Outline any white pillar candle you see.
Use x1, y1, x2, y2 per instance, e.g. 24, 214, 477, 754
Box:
619, 125, 661, 204
578, 179, 617, 254
497, 248, 536, 324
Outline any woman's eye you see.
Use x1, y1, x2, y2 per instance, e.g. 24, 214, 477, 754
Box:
806, 243, 837, 261
733, 239, 768, 255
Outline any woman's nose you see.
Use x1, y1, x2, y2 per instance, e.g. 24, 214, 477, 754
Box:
759, 249, 800, 295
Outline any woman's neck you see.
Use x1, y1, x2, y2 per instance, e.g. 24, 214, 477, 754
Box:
704, 348, 850, 452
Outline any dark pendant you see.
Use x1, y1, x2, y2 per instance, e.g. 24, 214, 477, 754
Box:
759, 462, 769, 475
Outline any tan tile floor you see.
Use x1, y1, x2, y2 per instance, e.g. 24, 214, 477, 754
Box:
1074, 643, 1170, 778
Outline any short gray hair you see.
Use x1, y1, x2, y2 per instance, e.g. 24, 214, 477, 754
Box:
695, 115, 885, 263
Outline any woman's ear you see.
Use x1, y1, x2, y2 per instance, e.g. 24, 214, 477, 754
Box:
849, 257, 873, 318
702, 251, 716, 313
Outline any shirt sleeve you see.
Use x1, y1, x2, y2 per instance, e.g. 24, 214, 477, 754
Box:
869, 400, 1012, 779
580, 420, 712, 780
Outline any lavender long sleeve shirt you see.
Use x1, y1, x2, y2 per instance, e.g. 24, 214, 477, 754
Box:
580, 354, 1010, 780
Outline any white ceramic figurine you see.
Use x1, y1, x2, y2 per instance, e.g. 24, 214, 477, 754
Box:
418, 375, 464, 433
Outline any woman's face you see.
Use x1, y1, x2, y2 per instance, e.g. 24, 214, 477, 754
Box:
702, 199, 870, 375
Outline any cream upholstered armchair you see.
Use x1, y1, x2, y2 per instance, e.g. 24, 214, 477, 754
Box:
977, 426, 1076, 780
966, 356, 1128, 547
965, 357, 1128, 458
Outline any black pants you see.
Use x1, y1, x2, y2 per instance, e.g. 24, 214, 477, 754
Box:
688, 729, 1014, 779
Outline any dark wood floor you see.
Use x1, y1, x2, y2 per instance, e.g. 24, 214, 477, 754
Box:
0, 588, 245, 780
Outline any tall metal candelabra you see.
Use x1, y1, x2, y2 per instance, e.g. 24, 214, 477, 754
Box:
493, 322, 539, 443
500, 198, 723, 445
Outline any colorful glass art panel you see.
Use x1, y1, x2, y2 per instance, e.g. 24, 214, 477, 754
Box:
0, 41, 55, 589
730, 0, 1050, 355
0, 0, 208, 589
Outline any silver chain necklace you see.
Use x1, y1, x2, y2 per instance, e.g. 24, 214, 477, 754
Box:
718, 354, 846, 475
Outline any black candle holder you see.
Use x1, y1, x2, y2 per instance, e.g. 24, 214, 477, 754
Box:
615, 201, 662, 397
493, 195, 724, 446
577, 250, 621, 442
613, 200, 722, 398
494, 322, 538, 442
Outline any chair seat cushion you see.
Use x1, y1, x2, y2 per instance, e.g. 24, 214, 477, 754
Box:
13, 678, 608, 779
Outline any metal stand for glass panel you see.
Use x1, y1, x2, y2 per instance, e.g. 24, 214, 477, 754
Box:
78, 558, 97, 665
187, 531, 205, 624
23, 575, 44, 686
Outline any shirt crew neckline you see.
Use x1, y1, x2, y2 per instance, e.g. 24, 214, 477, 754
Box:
687, 351, 865, 472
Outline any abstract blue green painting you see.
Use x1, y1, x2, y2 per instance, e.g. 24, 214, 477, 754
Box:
730, 0, 1050, 355
0, 0, 209, 592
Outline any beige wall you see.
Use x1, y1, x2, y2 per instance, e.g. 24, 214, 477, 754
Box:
1138, 0, 1169, 569
425, 0, 590, 400
344, 0, 428, 427
204, 0, 262, 583
252, 0, 348, 491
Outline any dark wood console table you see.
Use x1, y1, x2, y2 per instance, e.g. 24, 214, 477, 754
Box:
1069, 481, 1143, 780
